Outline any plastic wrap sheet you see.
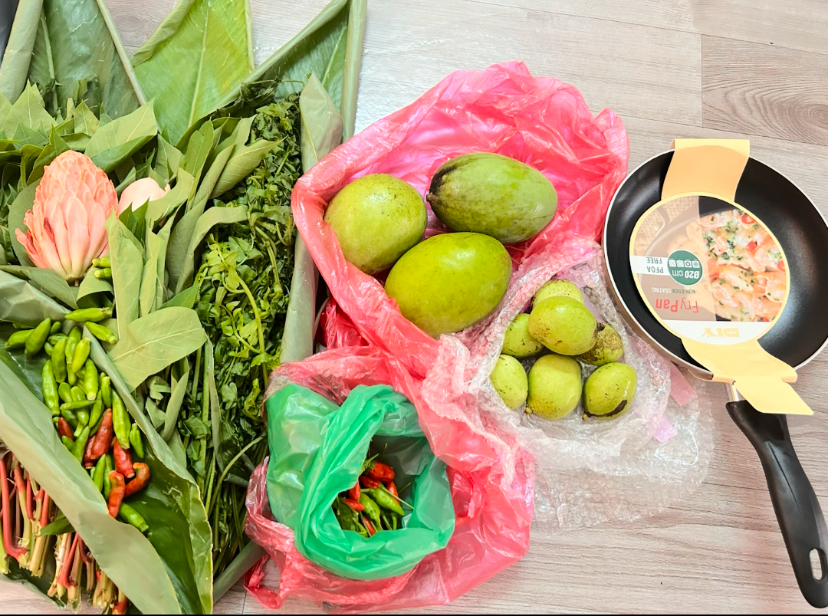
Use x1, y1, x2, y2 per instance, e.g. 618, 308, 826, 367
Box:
245, 346, 534, 612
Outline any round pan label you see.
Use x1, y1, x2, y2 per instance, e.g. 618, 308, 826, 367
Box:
629, 193, 790, 345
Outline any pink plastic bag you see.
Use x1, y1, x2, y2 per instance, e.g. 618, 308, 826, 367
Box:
245, 62, 629, 611
245, 346, 534, 612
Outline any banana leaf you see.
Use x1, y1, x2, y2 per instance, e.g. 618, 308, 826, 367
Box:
131, 0, 254, 145
0, 0, 144, 117
0, 272, 213, 613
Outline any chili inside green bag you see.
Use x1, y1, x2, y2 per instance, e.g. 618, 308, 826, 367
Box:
265, 383, 454, 580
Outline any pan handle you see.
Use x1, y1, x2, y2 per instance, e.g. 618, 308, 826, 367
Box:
728, 399, 828, 608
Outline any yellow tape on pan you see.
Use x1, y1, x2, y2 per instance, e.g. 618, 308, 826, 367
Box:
628, 139, 812, 415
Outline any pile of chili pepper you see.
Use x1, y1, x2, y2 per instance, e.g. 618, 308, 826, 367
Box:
0, 453, 128, 613
333, 453, 412, 537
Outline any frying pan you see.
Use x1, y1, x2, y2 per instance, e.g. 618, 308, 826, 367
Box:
604, 150, 828, 608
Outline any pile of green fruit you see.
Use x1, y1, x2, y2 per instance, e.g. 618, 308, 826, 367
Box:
490, 279, 638, 421
325, 152, 558, 337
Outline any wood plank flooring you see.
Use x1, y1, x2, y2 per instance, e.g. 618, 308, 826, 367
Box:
4, 0, 828, 613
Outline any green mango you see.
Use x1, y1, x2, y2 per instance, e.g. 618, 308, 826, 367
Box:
426, 152, 557, 244
325, 174, 427, 274
385, 232, 512, 337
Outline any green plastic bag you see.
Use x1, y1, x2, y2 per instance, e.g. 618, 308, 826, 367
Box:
265, 383, 455, 580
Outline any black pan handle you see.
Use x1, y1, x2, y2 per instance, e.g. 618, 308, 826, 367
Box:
727, 399, 828, 608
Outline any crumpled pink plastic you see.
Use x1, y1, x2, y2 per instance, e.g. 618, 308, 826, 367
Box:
245, 346, 534, 612
246, 62, 630, 611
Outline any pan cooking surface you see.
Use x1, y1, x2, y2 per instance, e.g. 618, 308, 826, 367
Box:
604, 152, 828, 372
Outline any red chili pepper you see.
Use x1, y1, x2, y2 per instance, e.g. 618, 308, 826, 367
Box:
359, 476, 381, 489
366, 461, 395, 482
89, 409, 113, 460
342, 498, 364, 512
40, 493, 51, 528
384, 481, 398, 498
107, 472, 125, 518
349, 482, 361, 502
124, 463, 151, 497
362, 516, 376, 537
112, 441, 134, 479
0, 457, 25, 561
25, 476, 33, 521
57, 418, 75, 441
82, 437, 95, 469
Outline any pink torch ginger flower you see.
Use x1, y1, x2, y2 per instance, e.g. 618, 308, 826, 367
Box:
16, 151, 117, 282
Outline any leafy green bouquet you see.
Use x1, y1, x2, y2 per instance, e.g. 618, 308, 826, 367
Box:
0, 0, 365, 612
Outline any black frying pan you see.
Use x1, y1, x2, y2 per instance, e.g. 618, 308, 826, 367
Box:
604, 151, 828, 608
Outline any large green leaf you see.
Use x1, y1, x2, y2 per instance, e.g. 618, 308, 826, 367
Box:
0, 0, 144, 117
85, 100, 158, 173
218, 0, 366, 141
131, 0, 254, 145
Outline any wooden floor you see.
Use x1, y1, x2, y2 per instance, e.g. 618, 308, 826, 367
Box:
6, 0, 828, 612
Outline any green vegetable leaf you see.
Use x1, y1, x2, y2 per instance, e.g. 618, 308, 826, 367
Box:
39, 514, 74, 536
161, 284, 200, 310
86, 101, 158, 173
163, 362, 190, 441
181, 120, 215, 186
108, 307, 206, 390
7, 179, 37, 267
210, 139, 275, 199
72, 100, 100, 136
140, 230, 162, 318
146, 396, 167, 430
155, 135, 183, 182
0, 82, 54, 140
0, 0, 145, 118
131, 0, 254, 144
0, 265, 77, 309
147, 169, 195, 227
77, 267, 113, 302
106, 214, 144, 339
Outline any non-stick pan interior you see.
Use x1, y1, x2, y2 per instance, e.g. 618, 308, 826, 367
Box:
605, 151, 828, 373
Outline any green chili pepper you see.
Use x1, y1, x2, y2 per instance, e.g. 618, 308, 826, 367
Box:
4, 329, 32, 350
60, 406, 78, 429
117, 503, 149, 534
103, 455, 113, 498
89, 397, 104, 433
85, 322, 118, 345
51, 338, 67, 383
71, 338, 91, 375
61, 436, 74, 449
83, 360, 98, 400
94, 268, 112, 280
24, 318, 51, 356
44, 341, 54, 356
358, 493, 382, 530
70, 386, 85, 402
48, 334, 67, 345
67, 369, 76, 386
60, 400, 94, 412
92, 257, 110, 269
101, 375, 112, 408
41, 361, 60, 416
50, 321, 62, 335
64, 307, 113, 323
128, 424, 145, 458
112, 391, 130, 450
76, 409, 89, 430
58, 382, 72, 404
70, 427, 90, 462
65, 327, 80, 382
92, 456, 107, 492
366, 488, 405, 516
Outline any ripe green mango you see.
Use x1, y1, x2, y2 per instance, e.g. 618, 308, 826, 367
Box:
385, 232, 512, 337
325, 174, 427, 274
426, 152, 557, 244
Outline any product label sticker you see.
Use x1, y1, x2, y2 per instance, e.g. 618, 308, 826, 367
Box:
629, 194, 790, 345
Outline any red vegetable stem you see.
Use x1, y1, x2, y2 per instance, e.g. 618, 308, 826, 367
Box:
40, 493, 51, 529
0, 456, 26, 561
57, 533, 80, 589
78, 536, 91, 564
25, 477, 33, 521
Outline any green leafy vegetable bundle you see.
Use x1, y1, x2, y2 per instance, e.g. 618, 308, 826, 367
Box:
0, 0, 365, 611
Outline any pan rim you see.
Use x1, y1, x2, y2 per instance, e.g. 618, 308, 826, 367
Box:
602, 148, 828, 377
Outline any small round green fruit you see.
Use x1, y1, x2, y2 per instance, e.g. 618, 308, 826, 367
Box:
502, 314, 544, 358
575, 323, 624, 366
528, 296, 597, 356
583, 362, 637, 420
491, 355, 528, 411
526, 354, 582, 419
533, 279, 582, 306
